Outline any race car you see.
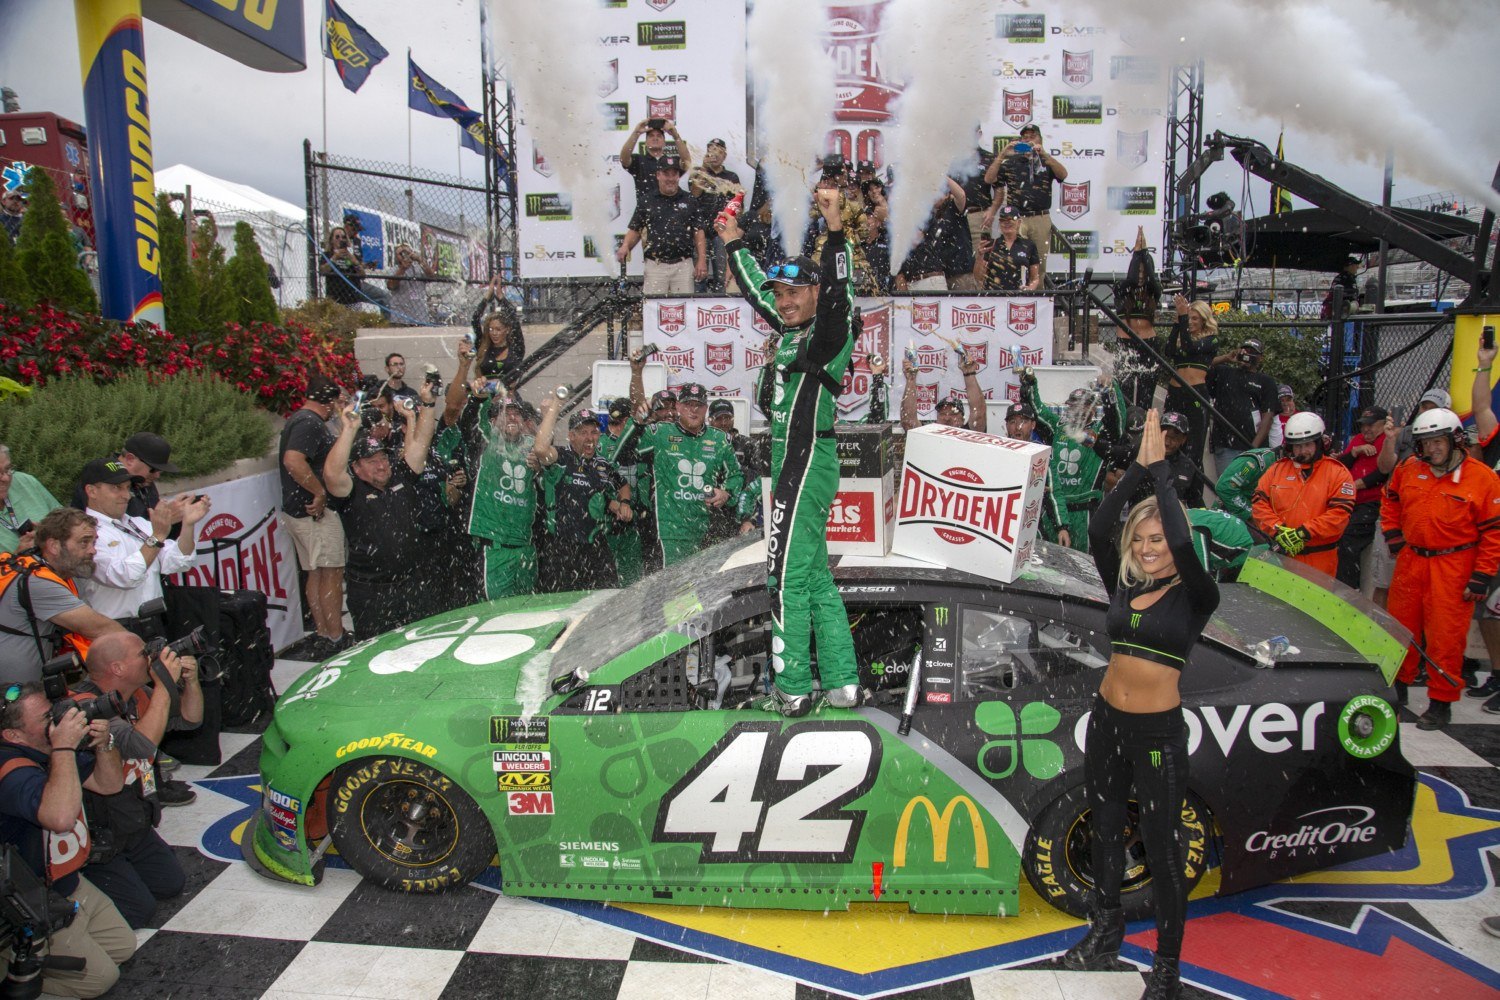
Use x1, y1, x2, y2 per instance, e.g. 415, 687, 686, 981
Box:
245, 538, 1416, 919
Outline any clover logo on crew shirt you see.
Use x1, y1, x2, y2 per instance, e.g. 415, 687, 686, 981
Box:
498, 459, 527, 494
676, 458, 706, 491
975, 701, 1064, 780
1057, 444, 1083, 476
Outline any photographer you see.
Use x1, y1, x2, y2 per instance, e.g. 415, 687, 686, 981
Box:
0, 683, 133, 998
0, 510, 125, 687
74, 632, 197, 927
985, 123, 1068, 278
323, 381, 440, 640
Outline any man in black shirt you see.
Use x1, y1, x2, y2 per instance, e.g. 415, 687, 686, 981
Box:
382, 353, 419, 405
279, 376, 348, 656
895, 178, 968, 291
974, 205, 1040, 291
985, 123, 1068, 279
533, 399, 632, 591
1206, 338, 1278, 476
690, 138, 742, 293
619, 118, 691, 200
617, 155, 706, 295
323, 382, 439, 640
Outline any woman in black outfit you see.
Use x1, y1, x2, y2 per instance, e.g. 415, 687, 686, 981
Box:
1113, 228, 1163, 410
1067, 411, 1220, 1000
1164, 294, 1218, 472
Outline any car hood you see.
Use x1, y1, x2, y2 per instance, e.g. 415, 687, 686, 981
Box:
275, 591, 614, 724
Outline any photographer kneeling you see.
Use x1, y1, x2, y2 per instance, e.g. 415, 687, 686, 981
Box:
74, 632, 200, 928
0, 682, 133, 998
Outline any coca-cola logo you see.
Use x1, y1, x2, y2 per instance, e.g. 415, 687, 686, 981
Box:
696, 305, 739, 332
951, 304, 995, 332
898, 463, 1024, 549
910, 300, 941, 334
657, 302, 686, 334
1007, 301, 1037, 334
825, 4, 901, 123
200, 512, 244, 541
704, 342, 734, 376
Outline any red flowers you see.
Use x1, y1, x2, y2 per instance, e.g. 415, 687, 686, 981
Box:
0, 302, 362, 416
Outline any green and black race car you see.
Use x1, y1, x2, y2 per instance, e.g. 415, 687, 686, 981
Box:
245, 538, 1416, 919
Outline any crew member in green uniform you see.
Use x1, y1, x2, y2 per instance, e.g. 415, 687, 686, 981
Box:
461, 389, 538, 598
1020, 367, 1126, 552
598, 398, 644, 585
721, 187, 861, 716
1214, 446, 1277, 527
1188, 506, 1256, 578
619, 379, 744, 568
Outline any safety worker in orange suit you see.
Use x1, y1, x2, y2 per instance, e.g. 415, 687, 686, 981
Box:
1381, 407, 1500, 731
1251, 412, 1355, 576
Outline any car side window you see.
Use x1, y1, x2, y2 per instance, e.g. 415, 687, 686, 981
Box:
958, 607, 1108, 698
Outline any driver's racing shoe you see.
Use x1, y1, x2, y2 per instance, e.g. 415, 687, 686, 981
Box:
1060, 905, 1123, 970
770, 684, 812, 718
824, 684, 863, 709
1140, 955, 1181, 1000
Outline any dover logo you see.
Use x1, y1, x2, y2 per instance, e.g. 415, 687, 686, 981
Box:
532, 144, 552, 179
1060, 181, 1091, 220
705, 342, 734, 376
951, 304, 996, 333
1117, 129, 1150, 169
647, 94, 677, 121
826, 5, 902, 123
1002, 89, 1033, 128
911, 300, 941, 335
899, 464, 1026, 549
659, 347, 694, 371
1007, 301, 1038, 335
696, 305, 739, 333
657, 302, 687, 334
1062, 49, 1093, 88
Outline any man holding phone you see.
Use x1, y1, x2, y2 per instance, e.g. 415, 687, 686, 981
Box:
620, 118, 692, 200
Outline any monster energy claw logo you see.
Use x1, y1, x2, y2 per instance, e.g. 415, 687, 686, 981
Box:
935, 607, 949, 627
1149, 749, 1161, 767
1130, 612, 1142, 629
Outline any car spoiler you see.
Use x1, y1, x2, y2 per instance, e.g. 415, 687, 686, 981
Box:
1237, 555, 1410, 685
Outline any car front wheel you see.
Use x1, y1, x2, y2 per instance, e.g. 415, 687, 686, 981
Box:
327, 756, 495, 892
1022, 783, 1211, 920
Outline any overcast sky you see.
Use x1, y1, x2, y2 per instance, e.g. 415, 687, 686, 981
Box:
1, 0, 1496, 215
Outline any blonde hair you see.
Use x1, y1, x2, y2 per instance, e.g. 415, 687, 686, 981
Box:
1188, 300, 1217, 337
1117, 498, 1181, 587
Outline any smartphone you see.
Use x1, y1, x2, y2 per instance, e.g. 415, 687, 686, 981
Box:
1013, 142, 1032, 153
647, 118, 666, 131
1484, 325, 1495, 351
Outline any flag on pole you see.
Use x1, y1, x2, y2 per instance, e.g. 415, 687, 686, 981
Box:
322, 0, 388, 93
409, 56, 507, 166
1271, 130, 1293, 214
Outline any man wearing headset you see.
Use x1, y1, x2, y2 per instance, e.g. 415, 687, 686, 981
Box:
1250, 412, 1355, 577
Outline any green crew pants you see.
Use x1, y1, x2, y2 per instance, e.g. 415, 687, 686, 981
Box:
608, 531, 644, 586
659, 534, 704, 569
484, 543, 537, 600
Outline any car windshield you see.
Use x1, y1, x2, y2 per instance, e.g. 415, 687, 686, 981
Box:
548, 536, 764, 686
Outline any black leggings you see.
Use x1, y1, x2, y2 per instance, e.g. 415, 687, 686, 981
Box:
1086, 695, 1190, 960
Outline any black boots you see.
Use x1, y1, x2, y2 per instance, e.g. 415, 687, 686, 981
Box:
1140, 955, 1181, 999
1061, 905, 1124, 970
1416, 700, 1452, 731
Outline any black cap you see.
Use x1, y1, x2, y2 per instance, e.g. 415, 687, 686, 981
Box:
518, 401, 541, 423
1006, 402, 1036, 421
122, 432, 180, 474
709, 400, 734, 417
676, 383, 708, 404
568, 409, 599, 429
656, 155, 684, 173
759, 256, 820, 290
80, 458, 134, 487
1359, 405, 1389, 424
1241, 338, 1264, 355
649, 389, 677, 410
935, 398, 966, 414
350, 436, 388, 460
1161, 412, 1190, 435
821, 154, 849, 174
607, 398, 630, 422
996, 205, 1022, 221
707, 137, 726, 149
306, 374, 342, 404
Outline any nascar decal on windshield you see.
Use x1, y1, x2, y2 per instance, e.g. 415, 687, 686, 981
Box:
653, 722, 881, 863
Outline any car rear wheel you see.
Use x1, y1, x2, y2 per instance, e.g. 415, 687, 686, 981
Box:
327, 756, 495, 893
1022, 784, 1210, 920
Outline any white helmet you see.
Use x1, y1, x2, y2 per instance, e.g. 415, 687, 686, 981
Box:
1283, 411, 1325, 443
1410, 407, 1462, 441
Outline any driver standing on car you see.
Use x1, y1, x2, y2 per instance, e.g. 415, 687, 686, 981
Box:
720, 187, 861, 716
1070, 411, 1220, 1000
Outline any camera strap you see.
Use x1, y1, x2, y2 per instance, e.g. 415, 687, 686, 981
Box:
0, 556, 56, 667
149, 661, 183, 719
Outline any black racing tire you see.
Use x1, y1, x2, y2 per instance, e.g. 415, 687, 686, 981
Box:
327, 756, 495, 893
1022, 783, 1211, 920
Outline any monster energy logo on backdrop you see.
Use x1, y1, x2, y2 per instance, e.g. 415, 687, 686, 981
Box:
1131, 612, 1142, 629
935, 607, 950, 627
1149, 749, 1161, 767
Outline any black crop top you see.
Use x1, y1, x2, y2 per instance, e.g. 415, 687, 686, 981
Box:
1168, 316, 1217, 372
1088, 462, 1220, 669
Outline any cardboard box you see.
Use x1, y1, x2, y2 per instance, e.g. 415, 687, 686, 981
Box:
892, 424, 1050, 584
758, 422, 898, 557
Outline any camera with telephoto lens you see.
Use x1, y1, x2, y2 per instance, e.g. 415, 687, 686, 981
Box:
144, 626, 215, 682
0, 843, 83, 998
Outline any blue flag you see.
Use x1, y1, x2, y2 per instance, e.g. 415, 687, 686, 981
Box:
408, 56, 506, 168
322, 0, 388, 93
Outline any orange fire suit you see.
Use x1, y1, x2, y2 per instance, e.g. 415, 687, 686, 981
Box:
1251, 456, 1356, 576
1381, 455, 1500, 702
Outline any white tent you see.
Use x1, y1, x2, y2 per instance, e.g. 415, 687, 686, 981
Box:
154, 164, 311, 306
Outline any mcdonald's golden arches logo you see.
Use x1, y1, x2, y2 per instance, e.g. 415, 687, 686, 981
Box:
893, 795, 989, 868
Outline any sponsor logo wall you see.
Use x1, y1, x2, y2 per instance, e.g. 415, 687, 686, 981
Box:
513, 0, 747, 279
643, 296, 1052, 424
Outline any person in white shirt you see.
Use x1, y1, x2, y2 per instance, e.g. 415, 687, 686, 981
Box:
1267, 385, 1297, 449
76, 459, 209, 624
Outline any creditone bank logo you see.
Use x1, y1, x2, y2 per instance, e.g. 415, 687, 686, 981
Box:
1244, 805, 1379, 857
893, 795, 990, 867
975, 701, 1064, 780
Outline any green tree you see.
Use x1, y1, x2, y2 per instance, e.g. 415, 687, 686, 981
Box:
191, 218, 232, 331
14, 167, 96, 314
156, 193, 200, 333
0, 220, 32, 306
224, 221, 278, 325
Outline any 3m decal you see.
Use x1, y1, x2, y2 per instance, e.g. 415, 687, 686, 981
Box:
508, 791, 554, 815
654, 722, 880, 863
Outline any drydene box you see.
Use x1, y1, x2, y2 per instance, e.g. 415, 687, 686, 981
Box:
892, 424, 1050, 583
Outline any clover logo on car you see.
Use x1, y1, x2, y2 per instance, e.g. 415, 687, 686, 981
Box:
974, 701, 1064, 780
